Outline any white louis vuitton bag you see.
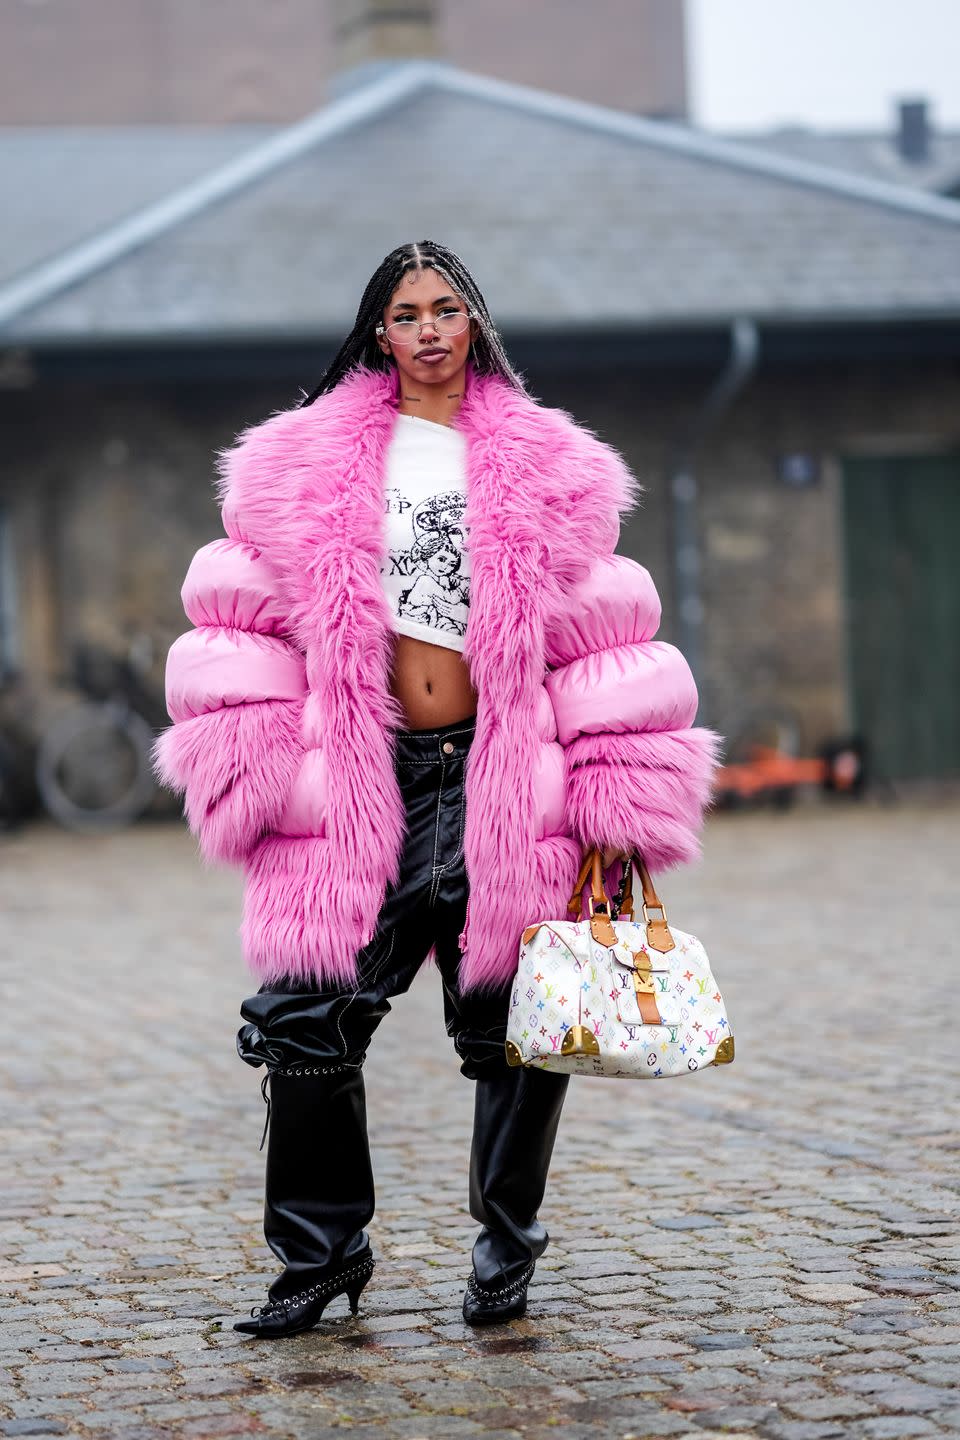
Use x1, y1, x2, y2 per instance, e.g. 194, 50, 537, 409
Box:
505, 847, 734, 1079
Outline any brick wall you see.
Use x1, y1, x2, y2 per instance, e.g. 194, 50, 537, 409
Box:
0, 0, 686, 124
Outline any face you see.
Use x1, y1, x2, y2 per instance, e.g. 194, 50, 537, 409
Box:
376, 267, 479, 386
428, 545, 459, 577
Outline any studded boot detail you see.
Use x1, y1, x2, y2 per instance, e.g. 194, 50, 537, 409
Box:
234, 1064, 377, 1337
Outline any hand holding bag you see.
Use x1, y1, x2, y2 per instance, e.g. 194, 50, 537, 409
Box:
505, 846, 734, 1078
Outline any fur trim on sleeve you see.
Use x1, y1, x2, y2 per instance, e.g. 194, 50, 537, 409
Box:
151, 698, 306, 865
563, 726, 725, 872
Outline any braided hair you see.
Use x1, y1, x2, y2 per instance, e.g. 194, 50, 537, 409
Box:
298, 240, 528, 406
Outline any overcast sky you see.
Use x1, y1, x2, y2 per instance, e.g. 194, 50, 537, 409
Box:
687, 0, 959, 132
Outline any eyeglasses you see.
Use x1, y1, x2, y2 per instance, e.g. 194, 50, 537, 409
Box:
376, 308, 477, 345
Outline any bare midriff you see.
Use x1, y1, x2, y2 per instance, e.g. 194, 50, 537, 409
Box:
388, 632, 478, 731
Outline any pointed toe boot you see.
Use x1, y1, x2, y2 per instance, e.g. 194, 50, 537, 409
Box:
234, 1247, 375, 1337
461, 1063, 568, 1326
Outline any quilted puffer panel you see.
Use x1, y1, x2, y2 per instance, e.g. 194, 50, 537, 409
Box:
181, 538, 295, 637
165, 626, 307, 723
546, 640, 698, 745
545, 553, 660, 668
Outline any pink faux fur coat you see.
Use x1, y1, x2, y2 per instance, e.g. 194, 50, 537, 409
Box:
153, 361, 723, 993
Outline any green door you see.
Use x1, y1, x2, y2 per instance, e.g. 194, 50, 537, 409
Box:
840, 452, 960, 781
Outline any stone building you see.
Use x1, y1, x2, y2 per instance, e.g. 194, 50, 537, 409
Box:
1, 61, 959, 795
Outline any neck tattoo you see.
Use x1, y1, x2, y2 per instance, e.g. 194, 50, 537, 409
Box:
399, 390, 463, 406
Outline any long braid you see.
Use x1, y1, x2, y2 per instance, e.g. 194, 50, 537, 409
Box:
298, 240, 529, 406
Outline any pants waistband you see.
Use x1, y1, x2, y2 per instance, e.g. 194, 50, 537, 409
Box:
393, 712, 476, 763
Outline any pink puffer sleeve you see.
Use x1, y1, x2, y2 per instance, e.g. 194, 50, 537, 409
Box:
544, 553, 724, 872
180, 538, 295, 635
151, 536, 307, 865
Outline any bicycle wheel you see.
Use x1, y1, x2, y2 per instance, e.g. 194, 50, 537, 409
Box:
36, 700, 156, 831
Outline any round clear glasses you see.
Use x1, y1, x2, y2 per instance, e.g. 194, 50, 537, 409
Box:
376, 308, 477, 345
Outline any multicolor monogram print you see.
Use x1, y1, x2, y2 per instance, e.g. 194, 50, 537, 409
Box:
506, 919, 733, 1079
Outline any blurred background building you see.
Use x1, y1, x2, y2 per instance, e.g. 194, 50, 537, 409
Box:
0, 0, 689, 123
1, 0, 959, 825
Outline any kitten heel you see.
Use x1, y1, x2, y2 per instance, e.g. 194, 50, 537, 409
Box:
346, 1260, 375, 1315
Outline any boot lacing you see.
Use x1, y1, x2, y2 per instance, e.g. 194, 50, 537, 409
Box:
466, 1259, 536, 1301
258, 1072, 271, 1152
249, 1254, 375, 1318
256, 1063, 358, 1151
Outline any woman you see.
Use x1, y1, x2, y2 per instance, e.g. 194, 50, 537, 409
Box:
154, 239, 722, 1338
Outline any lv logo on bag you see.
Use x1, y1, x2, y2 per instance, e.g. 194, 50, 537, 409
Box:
506, 847, 735, 1080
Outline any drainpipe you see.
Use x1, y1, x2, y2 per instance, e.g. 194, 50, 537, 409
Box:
667, 316, 760, 724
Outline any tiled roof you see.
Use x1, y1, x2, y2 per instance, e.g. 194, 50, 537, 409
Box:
0, 124, 276, 287
3, 63, 959, 343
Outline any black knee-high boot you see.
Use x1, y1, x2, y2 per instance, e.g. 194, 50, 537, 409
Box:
463, 1063, 569, 1325
234, 1064, 376, 1337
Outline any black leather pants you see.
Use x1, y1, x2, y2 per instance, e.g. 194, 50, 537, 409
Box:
235, 713, 569, 1299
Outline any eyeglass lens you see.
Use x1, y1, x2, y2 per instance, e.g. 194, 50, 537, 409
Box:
384, 311, 471, 343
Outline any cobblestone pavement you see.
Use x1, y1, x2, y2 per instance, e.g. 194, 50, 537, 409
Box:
1, 797, 958, 1440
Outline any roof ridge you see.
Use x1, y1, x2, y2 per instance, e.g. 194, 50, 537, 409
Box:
432, 67, 960, 226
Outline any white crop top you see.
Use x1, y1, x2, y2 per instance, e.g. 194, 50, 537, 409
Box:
379, 412, 471, 652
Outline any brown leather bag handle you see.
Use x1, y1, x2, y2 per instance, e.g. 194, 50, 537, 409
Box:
617, 849, 675, 954
566, 845, 610, 919
565, 846, 676, 954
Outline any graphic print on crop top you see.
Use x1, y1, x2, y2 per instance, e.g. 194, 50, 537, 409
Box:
383, 487, 469, 640
379, 413, 471, 651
